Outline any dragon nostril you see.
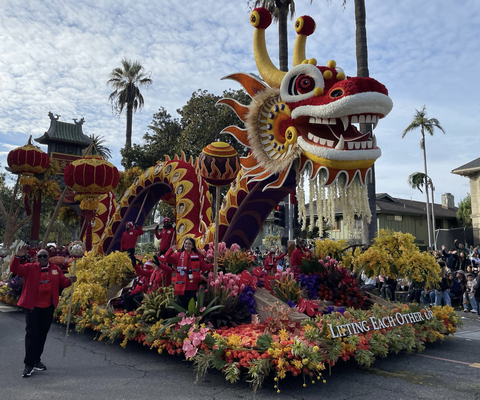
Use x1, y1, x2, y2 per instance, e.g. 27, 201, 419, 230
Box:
329, 88, 344, 99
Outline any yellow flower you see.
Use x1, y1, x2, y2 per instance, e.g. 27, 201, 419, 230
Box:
279, 329, 289, 341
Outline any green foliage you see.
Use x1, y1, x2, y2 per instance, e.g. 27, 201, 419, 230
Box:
224, 362, 241, 384
273, 275, 302, 303
256, 334, 273, 352
135, 286, 176, 323
222, 251, 255, 274
263, 234, 280, 249
246, 358, 273, 393
457, 193, 472, 228
88, 135, 112, 159
159, 289, 224, 334
136, 242, 157, 255
121, 89, 251, 169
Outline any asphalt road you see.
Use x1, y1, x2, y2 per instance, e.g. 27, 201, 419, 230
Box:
0, 306, 479, 400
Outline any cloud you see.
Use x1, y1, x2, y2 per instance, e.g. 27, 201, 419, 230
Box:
0, 0, 478, 208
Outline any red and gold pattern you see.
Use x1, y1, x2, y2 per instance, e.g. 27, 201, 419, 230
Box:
93, 153, 212, 254
7, 137, 51, 216
7, 139, 50, 176
64, 155, 119, 251
64, 155, 119, 195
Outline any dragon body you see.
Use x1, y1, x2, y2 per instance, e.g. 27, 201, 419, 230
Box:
92, 8, 393, 253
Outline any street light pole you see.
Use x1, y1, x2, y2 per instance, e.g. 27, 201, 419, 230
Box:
427, 177, 436, 250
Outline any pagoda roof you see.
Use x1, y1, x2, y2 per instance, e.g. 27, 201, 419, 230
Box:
35, 112, 92, 148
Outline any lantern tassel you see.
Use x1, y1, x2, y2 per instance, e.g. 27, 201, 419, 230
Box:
24, 193, 31, 217
82, 209, 96, 251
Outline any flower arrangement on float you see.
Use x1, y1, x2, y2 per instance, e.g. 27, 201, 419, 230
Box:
0, 230, 460, 392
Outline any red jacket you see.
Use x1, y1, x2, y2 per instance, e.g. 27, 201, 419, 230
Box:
264, 252, 286, 271
133, 263, 172, 292
165, 248, 212, 291
290, 248, 311, 268
10, 257, 71, 310
154, 227, 176, 253
120, 226, 144, 251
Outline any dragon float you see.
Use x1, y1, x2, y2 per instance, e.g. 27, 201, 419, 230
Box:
91, 8, 393, 254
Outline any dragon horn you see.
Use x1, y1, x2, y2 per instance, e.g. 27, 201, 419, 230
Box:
250, 8, 285, 88
293, 15, 316, 66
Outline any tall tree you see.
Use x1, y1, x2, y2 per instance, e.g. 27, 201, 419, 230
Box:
122, 89, 250, 169
87, 135, 112, 160
178, 89, 250, 159
408, 171, 437, 245
402, 106, 445, 248
457, 193, 472, 228
107, 58, 152, 152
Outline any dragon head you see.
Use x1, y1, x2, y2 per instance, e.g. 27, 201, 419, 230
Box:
219, 8, 393, 232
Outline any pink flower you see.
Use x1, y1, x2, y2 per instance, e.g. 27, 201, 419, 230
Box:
183, 339, 198, 358
179, 316, 196, 327
230, 243, 241, 253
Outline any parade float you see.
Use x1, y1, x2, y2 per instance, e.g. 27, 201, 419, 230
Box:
0, 8, 458, 393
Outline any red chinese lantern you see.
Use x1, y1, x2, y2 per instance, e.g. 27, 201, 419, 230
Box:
7, 136, 50, 216
64, 155, 119, 250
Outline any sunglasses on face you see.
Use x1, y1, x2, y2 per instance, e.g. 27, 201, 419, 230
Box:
37, 254, 49, 259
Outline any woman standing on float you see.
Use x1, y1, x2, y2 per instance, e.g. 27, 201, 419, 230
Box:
164, 237, 212, 309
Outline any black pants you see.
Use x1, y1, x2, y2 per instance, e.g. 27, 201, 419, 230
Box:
177, 290, 197, 310
125, 248, 136, 268
124, 292, 144, 312
24, 305, 54, 366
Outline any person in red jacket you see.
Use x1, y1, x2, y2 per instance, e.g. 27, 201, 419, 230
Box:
120, 221, 143, 267
134, 256, 173, 293
154, 217, 176, 255
290, 239, 311, 275
165, 237, 212, 309
10, 245, 76, 378
263, 248, 286, 274
123, 259, 154, 312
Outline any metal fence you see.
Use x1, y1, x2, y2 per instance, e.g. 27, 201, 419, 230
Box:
435, 227, 480, 250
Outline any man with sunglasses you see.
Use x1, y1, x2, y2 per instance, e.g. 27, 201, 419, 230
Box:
10, 245, 77, 378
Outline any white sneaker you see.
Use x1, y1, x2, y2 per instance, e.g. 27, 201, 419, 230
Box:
470, 310, 477, 313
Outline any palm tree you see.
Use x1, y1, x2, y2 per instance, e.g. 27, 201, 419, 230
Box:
403, 106, 445, 248
408, 171, 437, 248
350, 0, 377, 245
107, 58, 152, 149
87, 135, 112, 160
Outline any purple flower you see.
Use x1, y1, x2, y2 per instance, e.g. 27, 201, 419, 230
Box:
287, 300, 296, 308
239, 285, 257, 314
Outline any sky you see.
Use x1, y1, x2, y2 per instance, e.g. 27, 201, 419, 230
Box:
0, 0, 479, 207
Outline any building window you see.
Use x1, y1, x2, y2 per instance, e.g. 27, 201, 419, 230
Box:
387, 215, 402, 222
330, 217, 341, 231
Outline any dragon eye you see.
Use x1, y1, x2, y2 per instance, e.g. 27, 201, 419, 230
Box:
329, 88, 344, 99
295, 75, 315, 94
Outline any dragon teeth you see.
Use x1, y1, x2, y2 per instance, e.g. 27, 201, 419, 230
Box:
340, 116, 349, 131
335, 135, 345, 150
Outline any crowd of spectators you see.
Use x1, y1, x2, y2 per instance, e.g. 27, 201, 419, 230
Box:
357, 238, 480, 319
